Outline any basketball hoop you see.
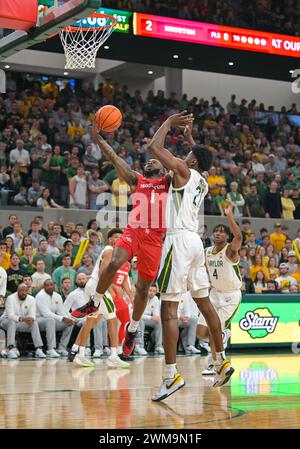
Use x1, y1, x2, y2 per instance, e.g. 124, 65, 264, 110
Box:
59, 12, 117, 70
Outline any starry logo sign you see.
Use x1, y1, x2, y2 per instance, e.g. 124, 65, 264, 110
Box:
239, 308, 279, 339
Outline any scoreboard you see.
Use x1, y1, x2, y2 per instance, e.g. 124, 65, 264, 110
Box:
133, 13, 300, 58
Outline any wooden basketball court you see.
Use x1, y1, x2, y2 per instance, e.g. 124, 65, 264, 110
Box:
0, 352, 299, 429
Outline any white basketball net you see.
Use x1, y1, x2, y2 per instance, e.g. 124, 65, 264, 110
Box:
60, 18, 116, 70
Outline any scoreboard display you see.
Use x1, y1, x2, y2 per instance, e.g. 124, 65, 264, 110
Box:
133, 12, 300, 58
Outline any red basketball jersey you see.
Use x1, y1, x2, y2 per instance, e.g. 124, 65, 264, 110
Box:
128, 175, 169, 233
113, 261, 131, 287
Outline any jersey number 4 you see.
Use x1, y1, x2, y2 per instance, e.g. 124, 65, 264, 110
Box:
213, 269, 218, 280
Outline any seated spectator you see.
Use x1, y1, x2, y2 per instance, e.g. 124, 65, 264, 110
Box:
0, 241, 11, 270
13, 186, 27, 206
262, 280, 280, 294
55, 240, 74, 268
22, 274, 33, 296
27, 180, 43, 206
33, 239, 53, 274
245, 233, 257, 249
78, 254, 94, 277
19, 244, 35, 275
46, 233, 60, 259
31, 260, 51, 295
135, 285, 164, 355
37, 187, 62, 209
253, 270, 268, 293
2, 214, 17, 239
281, 188, 295, 219
287, 251, 298, 274
240, 266, 254, 293
36, 279, 75, 357
52, 222, 67, 251
130, 256, 138, 286
64, 273, 103, 357
28, 220, 45, 249
267, 257, 279, 280
249, 255, 270, 282
58, 277, 73, 302
178, 292, 200, 355
279, 247, 289, 265
6, 254, 25, 295
5, 236, 15, 256
87, 231, 102, 263
52, 254, 77, 290
0, 284, 46, 359
7, 221, 23, 252
289, 284, 299, 293
275, 263, 297, 293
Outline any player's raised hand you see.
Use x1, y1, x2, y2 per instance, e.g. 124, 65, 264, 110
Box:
167, 111, 194, 128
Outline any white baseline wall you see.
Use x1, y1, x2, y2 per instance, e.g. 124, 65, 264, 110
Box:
155, 69, 300, 110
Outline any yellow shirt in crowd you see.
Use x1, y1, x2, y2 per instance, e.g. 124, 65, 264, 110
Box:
269, 232, 286, 253
249, 265, 270, 282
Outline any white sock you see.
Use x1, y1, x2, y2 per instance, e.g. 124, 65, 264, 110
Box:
128, 320, 139, 333
110, 347, 117, 356
72, 344, 79, 353
164, 363, 177, 378
93, 291, 103, 307
79, 346, 85, 357
216, 351, 226, 366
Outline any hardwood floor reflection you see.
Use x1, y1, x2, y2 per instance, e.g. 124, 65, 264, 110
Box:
0, 353, 299, 429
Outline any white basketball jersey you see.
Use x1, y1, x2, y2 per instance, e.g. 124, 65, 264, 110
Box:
166, 169, 208, 232
206, 244, 242, 292
91, 245, 113, 281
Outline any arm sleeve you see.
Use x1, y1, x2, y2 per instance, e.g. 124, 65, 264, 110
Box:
6, 296, 19, 322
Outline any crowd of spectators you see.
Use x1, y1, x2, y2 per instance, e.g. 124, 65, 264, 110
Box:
103, 0, 300, 36
0, 211, 299, 358
1, 73, 300, 221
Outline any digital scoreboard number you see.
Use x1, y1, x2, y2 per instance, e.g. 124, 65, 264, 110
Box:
133, 13, 300, 58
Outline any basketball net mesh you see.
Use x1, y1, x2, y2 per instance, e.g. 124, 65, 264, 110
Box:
60, 19, 116, 70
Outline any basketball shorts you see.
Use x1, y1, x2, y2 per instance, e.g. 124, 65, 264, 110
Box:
157, 230, 209, 301
198, 289, 241, 330
114, 226, 163, 281
84, 278, 116, 320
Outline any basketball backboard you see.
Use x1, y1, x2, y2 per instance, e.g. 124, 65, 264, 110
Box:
0, 0, 101, 61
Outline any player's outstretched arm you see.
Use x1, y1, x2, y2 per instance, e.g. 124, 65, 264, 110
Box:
92, 122, 138, 188
225, 203, 242, 263
147, 112, 193, 176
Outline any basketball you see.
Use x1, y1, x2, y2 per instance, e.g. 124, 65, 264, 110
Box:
95, 105, 122, 133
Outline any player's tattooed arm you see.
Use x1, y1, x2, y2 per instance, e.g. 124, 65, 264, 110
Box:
92, 122, 138, 189
225, 203, 242, 263
147, 112, 193, 179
